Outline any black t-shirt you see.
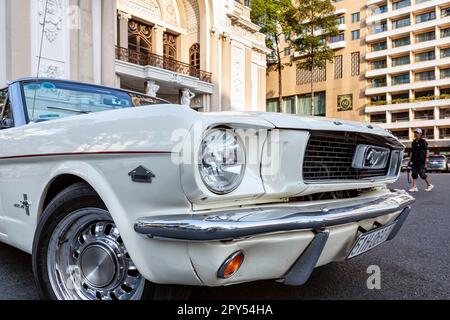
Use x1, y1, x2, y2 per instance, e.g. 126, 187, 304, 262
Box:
411, 138, 428, 165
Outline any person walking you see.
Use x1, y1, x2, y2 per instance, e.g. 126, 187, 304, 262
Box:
409, 128, 434, 192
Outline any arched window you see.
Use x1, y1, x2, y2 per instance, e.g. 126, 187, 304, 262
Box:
189, 43, 200, 69
163, 33, 177, 60
128, 19, 152, 55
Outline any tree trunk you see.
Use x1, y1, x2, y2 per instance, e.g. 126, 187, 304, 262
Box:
310, 69, 315, 116
274, 35, 283, 113
278, 65, 283, 113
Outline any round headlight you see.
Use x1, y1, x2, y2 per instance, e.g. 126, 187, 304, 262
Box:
198, 128, 246, 194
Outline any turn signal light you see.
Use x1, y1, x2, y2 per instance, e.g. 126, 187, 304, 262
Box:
217, 251, 245, 279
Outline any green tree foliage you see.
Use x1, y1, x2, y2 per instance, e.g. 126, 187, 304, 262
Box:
285, 0, 339, 115
250, 0, 292, 112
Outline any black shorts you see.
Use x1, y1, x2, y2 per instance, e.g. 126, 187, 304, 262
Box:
411, 164, 427, 180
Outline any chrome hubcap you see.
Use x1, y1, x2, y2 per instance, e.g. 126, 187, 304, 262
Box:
80, 245, 116, 288
47, 208, 145, 300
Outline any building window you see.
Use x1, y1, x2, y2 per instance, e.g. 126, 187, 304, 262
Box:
351, 30, 360, 40
441, 47, 450, 58
392, 112, 410, 123
284, 32, 290, 41
415, 70, 435, 81
370, 22, 388, 34
442, 27, 450, 38
351, 12, 360, 23
441, 68, 450, 79
415, 90, 434, 99
370, 77, 387, 88
336, 15, 345, 25
266, 99, 279, 112
414, 109, 434, 120
415, 31, 435, 43
330, 33, 345, 43
392, 73, 410, 85
392, 93, 410, 103
392, 55, 410, 66
189, 43, 200, 69
284, 47, 291, 56
163, 32, 177, 60
370, 95, 387, 105
370, 113, 387, 123
439, 127, 450, 139
296, 67, 327, 85
371, 59, 387, 70
415, 11, 436, 24
351, 52, 360, 76
440, 108, 450, 120
392, 36, 410, 48
334, 55, 343, 79
393, 16, 411, 29
415, 51, 435, 62
442, 7, 450, 18
371, 41, 387, 51
128, 19, 153, 55
297, 92, 326, 116
393, 0, 411, 10
391, 130, 410, 140
283, 96, 296, 114
372, 5, 387, 15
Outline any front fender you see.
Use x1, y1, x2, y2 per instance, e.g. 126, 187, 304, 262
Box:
39, 159, 202, 285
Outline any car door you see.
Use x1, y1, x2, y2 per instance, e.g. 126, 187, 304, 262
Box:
0, 87, 10, 237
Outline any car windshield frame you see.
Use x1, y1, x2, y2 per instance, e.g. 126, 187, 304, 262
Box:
20, 79, 168, 124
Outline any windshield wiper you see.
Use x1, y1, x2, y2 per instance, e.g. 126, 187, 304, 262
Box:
47, 106, 92, 114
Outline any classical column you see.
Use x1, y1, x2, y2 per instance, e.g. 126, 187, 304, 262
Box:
101, 0, 116, 86
117, 10, 130, 49
153, 25, 166, 56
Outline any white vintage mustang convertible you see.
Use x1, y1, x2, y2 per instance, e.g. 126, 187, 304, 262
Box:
0, 78, 414, 300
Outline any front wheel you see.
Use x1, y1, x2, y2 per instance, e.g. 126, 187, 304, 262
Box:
32, 182, 151, 300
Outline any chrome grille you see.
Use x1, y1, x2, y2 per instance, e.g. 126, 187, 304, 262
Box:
303, 131, 391, 182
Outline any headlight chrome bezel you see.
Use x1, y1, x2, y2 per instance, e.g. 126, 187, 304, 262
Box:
198, 127, 246, 195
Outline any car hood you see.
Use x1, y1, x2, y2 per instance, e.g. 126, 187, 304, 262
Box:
205, 111, 393, 138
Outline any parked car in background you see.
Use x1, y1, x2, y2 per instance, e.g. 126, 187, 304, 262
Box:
427, 155, 448, 173
401, 158, 411, 172
0, 78, 414, 300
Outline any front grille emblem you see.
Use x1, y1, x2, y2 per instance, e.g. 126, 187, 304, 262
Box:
352, 145, 390, 170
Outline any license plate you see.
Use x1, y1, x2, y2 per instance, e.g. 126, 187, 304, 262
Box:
347, 223, 396, 259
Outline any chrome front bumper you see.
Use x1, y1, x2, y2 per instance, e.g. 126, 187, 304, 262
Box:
134, 189, 415, 241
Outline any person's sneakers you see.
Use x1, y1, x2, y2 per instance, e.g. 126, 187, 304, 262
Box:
409, 187, 419, 192
425, 184, 434, 192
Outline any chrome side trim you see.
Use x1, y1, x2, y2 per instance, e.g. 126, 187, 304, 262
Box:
282, 230, 330, 286
134, 189, 415, 241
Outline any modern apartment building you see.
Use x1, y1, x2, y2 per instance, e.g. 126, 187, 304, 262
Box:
266, 0, 450, 153
364, 0, 450, 152
266, 0, 368, 121
0, 0, 268, 112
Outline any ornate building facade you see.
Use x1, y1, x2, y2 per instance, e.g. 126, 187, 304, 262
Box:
0, 0, 268, 112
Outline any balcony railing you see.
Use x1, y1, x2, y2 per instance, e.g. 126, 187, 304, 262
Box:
115, 47, 212, 83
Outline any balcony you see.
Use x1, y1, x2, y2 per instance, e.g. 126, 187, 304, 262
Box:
115, 47, 212, 83
366, 13, 450, 42
366, 95, 450, 114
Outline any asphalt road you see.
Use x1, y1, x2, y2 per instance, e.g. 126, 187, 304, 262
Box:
1, 173, 449, 300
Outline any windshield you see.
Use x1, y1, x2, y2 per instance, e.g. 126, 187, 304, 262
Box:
22, 81, 134, 122
429, 156, 446, 161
